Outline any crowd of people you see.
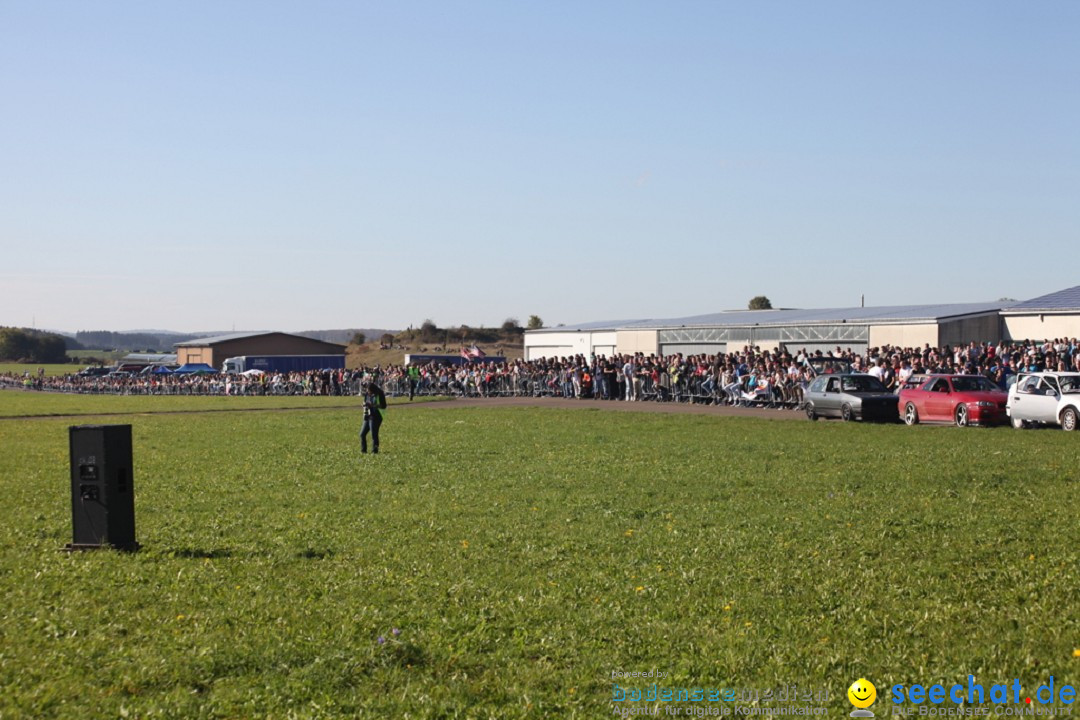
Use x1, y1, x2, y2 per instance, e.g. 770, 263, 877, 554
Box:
371, 337, 1080, 406
7, 337, 1075, 408
0, 368, 365, 396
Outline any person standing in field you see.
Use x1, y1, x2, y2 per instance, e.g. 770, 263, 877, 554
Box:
407, 364, 420, 400
360, 381, 387, 454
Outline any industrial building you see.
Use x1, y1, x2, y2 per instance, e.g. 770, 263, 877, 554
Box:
174, 332, 346, 369
524, 287, 1080, 360
1001, 285, 1080, 342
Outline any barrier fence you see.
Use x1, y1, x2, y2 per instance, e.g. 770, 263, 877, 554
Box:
1, 371, 805, 408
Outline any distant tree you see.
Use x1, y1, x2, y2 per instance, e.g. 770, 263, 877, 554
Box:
0, 328, 34, 361
379, 332, 395, 345
997, 297, 1017, 302
0, 328, 67, 362
527, 315, 543, 330
420, 319, 438, 335
501, 318, 520, 332
36, 334, 67, 363
351, 332, 366, 346
748, 295, 773, 310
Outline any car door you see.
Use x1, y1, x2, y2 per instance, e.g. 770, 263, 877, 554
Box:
924, 378, 952, 421
820, 376, 842, 416
1010, 375, 1058, 424
805, 376, 828, 416
1034, 377, 1062, 424
1008, 374, 1038, 422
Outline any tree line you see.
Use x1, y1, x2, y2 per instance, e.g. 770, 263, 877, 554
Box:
357, 316, 544, 347
0, 328, 69, 363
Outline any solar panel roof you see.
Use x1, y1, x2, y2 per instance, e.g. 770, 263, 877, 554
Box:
540, 301, 1011, 332
1005, 285, 1080, 312
173, 331, 278, 346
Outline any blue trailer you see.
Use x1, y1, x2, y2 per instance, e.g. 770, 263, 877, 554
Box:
222, 355, 346, 374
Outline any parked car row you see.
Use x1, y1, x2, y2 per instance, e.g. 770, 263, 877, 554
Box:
803, 370, 1080, 431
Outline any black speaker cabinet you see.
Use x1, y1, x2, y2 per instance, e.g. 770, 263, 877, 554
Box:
68, 424, 138, 551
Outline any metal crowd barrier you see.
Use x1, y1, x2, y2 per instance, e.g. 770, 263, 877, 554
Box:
2, 369, 806, 408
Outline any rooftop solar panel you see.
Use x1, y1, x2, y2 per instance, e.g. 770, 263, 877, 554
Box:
1006, 285, 1080, 312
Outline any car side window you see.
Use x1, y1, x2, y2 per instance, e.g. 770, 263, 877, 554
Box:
827, 378, 839, 392
1039, 379, 1058, 395
1019, 376, 1039, 393
928, 379, 947, 393
1043, 376, 1060, 393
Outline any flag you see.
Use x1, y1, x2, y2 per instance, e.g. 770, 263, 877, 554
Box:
460, 347, 472, 360
469, 344, 486, 359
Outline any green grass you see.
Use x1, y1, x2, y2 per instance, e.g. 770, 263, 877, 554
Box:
0, 392, 424, 418
0, 396, 1077, 718
0, 363, 82, 377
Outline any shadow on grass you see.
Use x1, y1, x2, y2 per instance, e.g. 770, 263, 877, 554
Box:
297, 547, 335, 560
169, 548, 234, 559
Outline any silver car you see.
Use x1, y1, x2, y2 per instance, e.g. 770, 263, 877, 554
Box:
1006, 372, 1080, 430
804, 373, 900, 422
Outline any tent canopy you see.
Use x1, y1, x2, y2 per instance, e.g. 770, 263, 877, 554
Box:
173, 363, 218, 374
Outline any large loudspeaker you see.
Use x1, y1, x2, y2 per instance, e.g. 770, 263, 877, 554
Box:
68, 424, 138, 551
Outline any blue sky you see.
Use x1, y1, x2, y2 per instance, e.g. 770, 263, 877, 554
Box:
2, 2, 1077, 333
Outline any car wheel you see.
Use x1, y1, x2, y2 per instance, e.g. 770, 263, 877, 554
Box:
805, 404, 818, 421
1011, 415, 1029, 430
841, 403, 854, 422
1061, 407, 1078, 432
904, 402, 919, 426
955, 405, 970, 427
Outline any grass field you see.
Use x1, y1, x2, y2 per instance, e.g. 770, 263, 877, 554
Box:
0, 393, 1077, 718
0, 363, 84, 378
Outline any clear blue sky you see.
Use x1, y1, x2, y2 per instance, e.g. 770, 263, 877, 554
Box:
2, 2, 1077, 333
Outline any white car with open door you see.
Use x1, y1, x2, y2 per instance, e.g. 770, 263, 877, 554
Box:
1006, 372, 1080, 430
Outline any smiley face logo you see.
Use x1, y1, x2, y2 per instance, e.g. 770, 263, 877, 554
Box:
848, 678, 877, 711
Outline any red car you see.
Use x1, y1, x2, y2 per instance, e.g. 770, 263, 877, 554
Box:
899, 374, 1008, 427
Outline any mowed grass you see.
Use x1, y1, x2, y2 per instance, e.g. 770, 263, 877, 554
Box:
0, 363, 83, 378
0, 391, 409, 419
0, 395, 1077, 718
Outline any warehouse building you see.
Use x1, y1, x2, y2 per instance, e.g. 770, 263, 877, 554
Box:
174, 332, 346, 369
525, 301, 1010, 360
1001, 285, 1080, 342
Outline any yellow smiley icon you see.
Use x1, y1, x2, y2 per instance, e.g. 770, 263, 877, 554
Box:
848, 678, 877, 709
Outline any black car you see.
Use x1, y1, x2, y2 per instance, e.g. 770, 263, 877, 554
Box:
804, 373, 899, 422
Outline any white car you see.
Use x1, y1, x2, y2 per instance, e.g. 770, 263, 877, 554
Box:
1005, 372, 1080, 431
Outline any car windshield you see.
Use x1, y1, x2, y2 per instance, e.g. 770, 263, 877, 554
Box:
807, 357, 854, 374
1059, 376, 1080, 393
841, 376, 888, 393
951, 376, 998, 393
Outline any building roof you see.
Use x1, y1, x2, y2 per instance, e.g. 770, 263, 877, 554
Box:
1003, 285, 1080, 313
173, 331, 344, 349
624, 301, 1011, 329
534, 301, 1011, 333
527, 320, 633, 333
174, 332, 272, 347
120, 353, 178, 363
